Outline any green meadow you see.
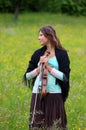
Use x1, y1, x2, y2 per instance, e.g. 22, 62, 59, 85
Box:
0, 13, 86, 130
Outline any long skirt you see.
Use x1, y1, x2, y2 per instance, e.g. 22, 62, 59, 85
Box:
29, 93, 67, 130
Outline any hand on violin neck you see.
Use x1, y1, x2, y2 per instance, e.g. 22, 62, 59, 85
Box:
40, 55, 48, 65
39, 57, 52, 72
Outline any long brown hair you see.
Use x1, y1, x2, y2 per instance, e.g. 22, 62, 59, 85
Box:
39, 25, 66, 51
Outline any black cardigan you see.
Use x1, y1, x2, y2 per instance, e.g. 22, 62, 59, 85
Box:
24, 46, 70, 101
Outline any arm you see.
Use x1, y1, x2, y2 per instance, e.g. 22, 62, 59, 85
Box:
46, 64, 67, 81
23, 51, 40, 85
55, 50, 70, 101
26, 67, 40, 80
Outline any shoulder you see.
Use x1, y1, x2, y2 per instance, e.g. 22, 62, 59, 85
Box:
55, 48, 69, 59
32, 46, 46, 56
55, 48, 67, 55
55, 48, 70, 65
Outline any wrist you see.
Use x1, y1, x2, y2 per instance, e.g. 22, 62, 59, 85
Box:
36, 67, 40, 74
46, 64, 52, 72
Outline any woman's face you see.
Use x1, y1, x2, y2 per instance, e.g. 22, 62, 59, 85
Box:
38, 31, 49, 46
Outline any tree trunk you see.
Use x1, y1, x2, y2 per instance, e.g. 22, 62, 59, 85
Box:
13, 1, 20, 22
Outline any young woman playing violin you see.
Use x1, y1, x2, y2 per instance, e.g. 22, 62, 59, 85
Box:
23, 25, 70, 130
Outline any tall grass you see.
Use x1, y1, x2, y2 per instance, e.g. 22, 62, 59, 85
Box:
0, 13, 86, 130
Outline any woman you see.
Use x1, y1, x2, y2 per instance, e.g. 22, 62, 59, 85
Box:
23, 25, 70, 130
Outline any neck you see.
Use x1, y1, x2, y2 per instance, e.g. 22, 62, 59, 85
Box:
46, 44, 54, 52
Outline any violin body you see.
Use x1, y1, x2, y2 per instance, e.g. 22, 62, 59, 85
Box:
41, 68, 47, 97
41, 51, 50, 97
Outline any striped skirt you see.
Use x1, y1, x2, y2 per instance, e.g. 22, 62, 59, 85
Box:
29, 93, 67, 130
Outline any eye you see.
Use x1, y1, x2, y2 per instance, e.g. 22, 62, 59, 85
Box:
39, 32, 43, 37
40, 34, 43, 36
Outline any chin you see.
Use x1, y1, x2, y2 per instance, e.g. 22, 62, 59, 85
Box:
41, 43, 45, 46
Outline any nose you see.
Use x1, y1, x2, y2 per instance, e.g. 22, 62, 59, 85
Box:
38, 36, 40, 40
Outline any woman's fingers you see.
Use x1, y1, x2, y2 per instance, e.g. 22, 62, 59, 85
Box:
40, 56, 48, 64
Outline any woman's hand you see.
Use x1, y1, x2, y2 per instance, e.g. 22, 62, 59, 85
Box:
36, 66, 40, 74
39, 56, 52, 72
40, 55, 48, 66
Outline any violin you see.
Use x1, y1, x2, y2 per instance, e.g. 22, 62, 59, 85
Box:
41, 51, 50, 97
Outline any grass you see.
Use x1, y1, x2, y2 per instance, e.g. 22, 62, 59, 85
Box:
0, 12, 86, 130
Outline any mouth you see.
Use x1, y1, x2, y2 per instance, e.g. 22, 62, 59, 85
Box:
39, 39, 42, 42
40, 40, 43, 44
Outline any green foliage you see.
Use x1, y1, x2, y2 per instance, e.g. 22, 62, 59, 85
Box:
61, 0, 86, 16
0, 13, 86, 130
0, 0, 13, 12
45, 0, 62, 12
0, 0, 86, 16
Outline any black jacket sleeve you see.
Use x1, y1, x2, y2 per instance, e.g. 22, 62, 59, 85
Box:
55, 49, 70, 101
23, 51, 39, 85
23, 47, 44, 86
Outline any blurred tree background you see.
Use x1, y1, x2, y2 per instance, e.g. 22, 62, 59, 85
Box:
0, 0, 86, 17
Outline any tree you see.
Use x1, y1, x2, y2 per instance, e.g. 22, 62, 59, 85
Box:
13, 0, 20, 21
